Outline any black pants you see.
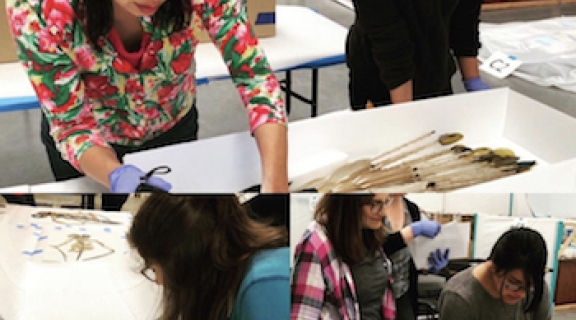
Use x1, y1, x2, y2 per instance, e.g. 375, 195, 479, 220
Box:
40, 106, 199, 210
395, 292, 416, 320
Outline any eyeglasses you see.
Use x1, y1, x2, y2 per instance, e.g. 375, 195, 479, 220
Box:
503, 277, 534, 294
141, 265, 157, 282
368, 196, 395, 214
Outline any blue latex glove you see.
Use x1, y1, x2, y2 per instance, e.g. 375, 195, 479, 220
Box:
410, 220, 441, 238
109, 165, 172, 193
463, 77, 491, 92
428, 248, 450, 274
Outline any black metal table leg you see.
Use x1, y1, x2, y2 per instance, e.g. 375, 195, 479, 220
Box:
81, 194, 95, 209
311, 68, 318, 117
285, 70, 292, 114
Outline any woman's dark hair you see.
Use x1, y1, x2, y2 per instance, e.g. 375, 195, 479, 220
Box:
128, 194, 287, 320
314, 193, 387, 266
488, 227, 548, 313
74, 0, 192, 51
243, 194, 289, 231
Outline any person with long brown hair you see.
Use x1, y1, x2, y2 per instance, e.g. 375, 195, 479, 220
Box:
128, 193, 290, 320
7, 0, 288, 192
291, 193, 443, 320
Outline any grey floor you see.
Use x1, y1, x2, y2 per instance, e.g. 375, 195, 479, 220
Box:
1, 0, 576, 188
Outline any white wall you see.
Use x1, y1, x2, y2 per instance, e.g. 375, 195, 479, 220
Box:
289, 193, 576, 264
512, 193, 576, 219
406, 193, 511, 216
290, 193, 320, 264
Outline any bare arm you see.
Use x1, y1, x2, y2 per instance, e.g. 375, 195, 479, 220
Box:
78, 146, 122, 188
253, 123, 289, 192
457, 57, 481, 80
390, 80, 413, 104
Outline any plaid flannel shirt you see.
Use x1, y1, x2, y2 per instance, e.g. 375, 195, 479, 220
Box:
291, 221, 396, 320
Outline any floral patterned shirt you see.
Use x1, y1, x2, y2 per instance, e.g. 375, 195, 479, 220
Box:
6, 0, 286, 169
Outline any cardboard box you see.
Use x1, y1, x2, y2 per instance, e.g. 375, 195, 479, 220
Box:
123, 88, 576, 192
197, 0, 276, 43
0, 0, 276, 63
0, 0, 19, 63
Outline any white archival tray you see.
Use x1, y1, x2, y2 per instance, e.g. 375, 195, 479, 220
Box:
121, 88, 576, 192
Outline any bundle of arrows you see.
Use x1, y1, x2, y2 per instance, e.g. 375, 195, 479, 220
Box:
296, 131, 536, 192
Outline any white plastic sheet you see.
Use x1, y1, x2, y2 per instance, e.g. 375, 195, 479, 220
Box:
479, 17, 576, 92
408, 221, 472, 270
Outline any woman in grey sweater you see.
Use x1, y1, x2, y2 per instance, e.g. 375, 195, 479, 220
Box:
438, 227, 551, 320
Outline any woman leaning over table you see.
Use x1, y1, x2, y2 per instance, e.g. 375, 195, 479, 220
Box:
6, 0, 288, 192
291, 193, 443, 319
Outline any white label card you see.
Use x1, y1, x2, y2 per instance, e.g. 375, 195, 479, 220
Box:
480, 51, 523, 79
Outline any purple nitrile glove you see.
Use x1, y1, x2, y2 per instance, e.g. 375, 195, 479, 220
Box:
428, 248, 450, 274
109, 164, 172, 193
463, 76, 491, 92
410, 220, 441, 238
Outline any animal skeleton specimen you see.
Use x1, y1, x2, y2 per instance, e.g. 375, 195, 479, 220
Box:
51, 234, 115, 262
32, 211, 122, 225
295, 131, 536, 192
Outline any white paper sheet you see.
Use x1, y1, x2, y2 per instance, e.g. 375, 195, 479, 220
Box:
0, 205, 162, 320
408, 221, 471, 270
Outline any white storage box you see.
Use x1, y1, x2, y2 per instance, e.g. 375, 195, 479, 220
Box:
123, 88, 576, 192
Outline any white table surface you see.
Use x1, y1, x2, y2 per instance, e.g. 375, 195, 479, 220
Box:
0, 205, 161, 320
0, 5, 347, 110
19, 88, 576, 193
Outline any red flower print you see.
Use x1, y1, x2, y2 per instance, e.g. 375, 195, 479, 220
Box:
125, 78, 143, 93
38, 29, 60, 53
42, 0, 75, 30
34, 83, 55, 103
239, 64, 255, 78
102, 98, 118, 107
30, 21, 41, 33
120, 122, 143, 139
141, 40, 164, 70
112, 59, 134, 74
76, 135, 90, 144
8, 8, 29, 37
139, 107, 161, 119
265, 74, 279, 92
249, 105, 273, 128
76, 46, 97, 70
85, 75, 118, 98
169, 31, 187, 48
157, 84, 177, 104
232, 26, 255, 54
219, 24, 240, 50
171, 53, 193, 74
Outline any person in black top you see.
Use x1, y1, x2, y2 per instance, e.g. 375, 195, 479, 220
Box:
451, 0, 492, 92
347, 0, 490, 110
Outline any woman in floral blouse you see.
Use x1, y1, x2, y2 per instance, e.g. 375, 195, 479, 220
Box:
291, 193, 443, 320
6, 0, 288, 192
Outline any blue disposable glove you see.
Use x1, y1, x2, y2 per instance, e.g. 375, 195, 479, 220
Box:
463, 77, 491, 92
428, 248, 450, 274
109, 164, 172, 193
410, 220, 441, 238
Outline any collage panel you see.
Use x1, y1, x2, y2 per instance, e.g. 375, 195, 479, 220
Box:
0, 193, 290, 320
290, 193, 576, 320
0, 1, 576, 320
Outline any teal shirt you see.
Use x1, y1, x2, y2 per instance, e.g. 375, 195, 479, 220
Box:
230, 247, 290, 320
